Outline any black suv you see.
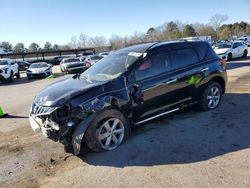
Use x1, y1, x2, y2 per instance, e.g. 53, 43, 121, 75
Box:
29, 41, 227, 155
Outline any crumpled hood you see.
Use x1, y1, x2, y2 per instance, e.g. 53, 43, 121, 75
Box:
34, 77, 104, 107
214, 48, 230, 54
28, 67, 50, 73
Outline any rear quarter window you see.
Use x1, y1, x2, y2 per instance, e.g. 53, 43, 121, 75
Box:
170, 48, 198, 70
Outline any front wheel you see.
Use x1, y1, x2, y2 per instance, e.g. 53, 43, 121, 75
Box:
9, 72, 14, 82
227, 53, 232, 61
198, 81, 222, 111
85, 108, 130, 152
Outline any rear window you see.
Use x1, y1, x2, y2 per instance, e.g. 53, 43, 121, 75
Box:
170, 48, 198, 70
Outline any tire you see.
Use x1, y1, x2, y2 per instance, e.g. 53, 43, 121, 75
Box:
227, 53, 232, 61
9, 72, 14, 82
85, 108, 130, 152
198, 81, 222, 111
242, 50, 248, 58
16, 70, 20, 79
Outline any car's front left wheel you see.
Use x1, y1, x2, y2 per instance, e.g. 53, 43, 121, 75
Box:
85, 108, 130, 152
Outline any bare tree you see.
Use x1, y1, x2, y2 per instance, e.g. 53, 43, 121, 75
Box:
78, 33, 88, 48
209, 14, 229, 38
69, 35, 78, 49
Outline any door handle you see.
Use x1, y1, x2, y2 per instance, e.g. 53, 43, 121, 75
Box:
201, 67, 209, 72
166, 78, 177, 85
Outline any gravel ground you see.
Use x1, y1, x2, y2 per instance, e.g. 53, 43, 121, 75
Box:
0, 53, 250, 188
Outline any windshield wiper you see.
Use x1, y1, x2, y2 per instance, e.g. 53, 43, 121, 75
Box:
81, 75, 93, 83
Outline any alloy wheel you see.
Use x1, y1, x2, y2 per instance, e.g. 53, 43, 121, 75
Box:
207, 86, 221, 109
97, 118, 125, 150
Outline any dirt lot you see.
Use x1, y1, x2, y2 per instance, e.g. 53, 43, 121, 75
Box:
1, 53, 250, 188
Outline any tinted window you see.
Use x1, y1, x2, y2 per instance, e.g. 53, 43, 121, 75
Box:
170, 48, 198, 70
135, 52, 171, 81
232, 43, 239, 48
194, 42, 208, 61
237, 42, 243, 47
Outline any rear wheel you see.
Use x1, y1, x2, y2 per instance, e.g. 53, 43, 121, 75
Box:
198, 81, 222, 111
242, 50, 248, 58
85, 108, 130, 152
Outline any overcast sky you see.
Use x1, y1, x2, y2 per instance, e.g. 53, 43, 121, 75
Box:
1, 0, 250, 46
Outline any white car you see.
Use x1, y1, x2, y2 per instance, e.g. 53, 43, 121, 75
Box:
60, 57, 89, 74
84, 55, 103, 66
213, 41, 248, 61
237, 36, 250, 46
0, 58, 20, 82
26, 62, 52, 79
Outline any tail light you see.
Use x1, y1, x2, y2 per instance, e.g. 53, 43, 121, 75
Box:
220, 59, 227, 66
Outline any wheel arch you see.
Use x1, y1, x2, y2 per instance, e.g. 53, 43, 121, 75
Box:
210, 76, 226, 94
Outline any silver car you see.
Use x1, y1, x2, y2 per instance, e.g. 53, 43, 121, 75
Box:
60, 57, 89, 74
27, 62, 52, 79
84, 55, 103, 66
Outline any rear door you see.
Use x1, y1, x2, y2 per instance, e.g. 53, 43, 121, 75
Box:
168, 47, 202, 102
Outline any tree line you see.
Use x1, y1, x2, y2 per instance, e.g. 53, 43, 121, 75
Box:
1, 14, 249, 53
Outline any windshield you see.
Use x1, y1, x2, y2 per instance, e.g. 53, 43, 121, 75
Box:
30, 63, 48, 68
80, 51, 141, 82
215, 44, 231, 49
91, 55, 103, 60
0, 61, 8, 66
64, 58, 80, 63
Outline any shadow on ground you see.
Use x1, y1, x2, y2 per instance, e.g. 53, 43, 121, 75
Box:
227, 56, 250, 70
78, 93, 250, 167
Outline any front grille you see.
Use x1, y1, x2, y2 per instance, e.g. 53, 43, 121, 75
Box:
31, 102, 58, 116
31, 73, 46, 77
67, 63, 84, 68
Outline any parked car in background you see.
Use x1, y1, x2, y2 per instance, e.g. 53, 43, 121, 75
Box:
213, 41, 248, 61
79, 55, 87, 62
0, 58, 20, 82
84, 55, 103, 65
99, 52, 109, 57
29, 41, 227, 155
16, 61, 31, 71
52, 56, 69, 65
60, 57, 89, 74
237, 36, 250, 46
27, 62, 52, 79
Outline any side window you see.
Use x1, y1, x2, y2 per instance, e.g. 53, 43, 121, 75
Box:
135, 52, 171, 81
232, 43, 238, 48
170, 48, 198, 70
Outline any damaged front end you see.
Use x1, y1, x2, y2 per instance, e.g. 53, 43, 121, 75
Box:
29, 102, 90, 154
29, 76, 131, 155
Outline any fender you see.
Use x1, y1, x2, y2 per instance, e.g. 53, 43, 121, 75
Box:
71, 77, 131, 155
